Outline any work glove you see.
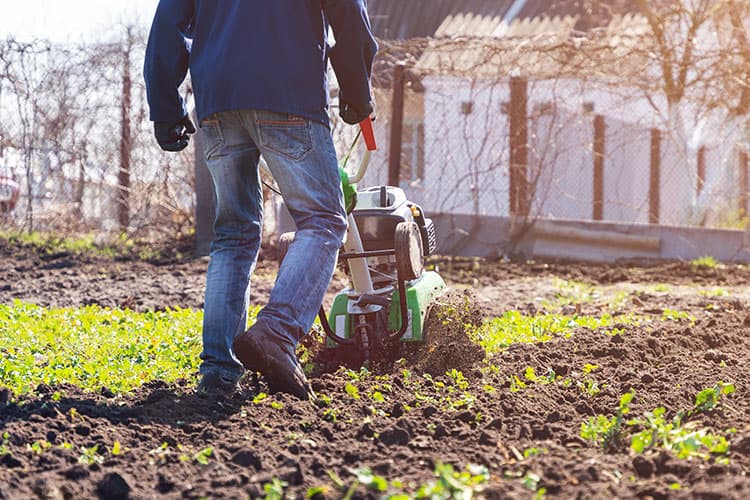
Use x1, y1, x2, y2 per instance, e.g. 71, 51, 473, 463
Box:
339, 98, 374, 125
153, 115, 196, 152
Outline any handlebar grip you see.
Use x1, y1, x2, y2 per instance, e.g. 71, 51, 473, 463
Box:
359, 117, 377, 151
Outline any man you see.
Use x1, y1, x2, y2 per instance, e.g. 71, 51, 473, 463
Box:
144, 0, 377, 400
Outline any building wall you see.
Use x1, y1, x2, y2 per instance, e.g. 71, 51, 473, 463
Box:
420, 76, 511, 217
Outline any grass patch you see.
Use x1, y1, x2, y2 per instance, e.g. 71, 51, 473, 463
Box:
0, 301, 262, 395
0, 230, 194, 262
1, 231, 102, 256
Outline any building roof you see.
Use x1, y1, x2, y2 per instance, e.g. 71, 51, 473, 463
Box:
367, 0, 640, 40
368, 0, 463, 40
368, 1, 648, 88
414, 13, 650, 81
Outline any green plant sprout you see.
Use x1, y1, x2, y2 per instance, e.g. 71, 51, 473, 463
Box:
582, 364, 599, 375
522, 472, 541, 491
355, 467, 389, 492
345, 382, 360, 400
370, 391, 386, 403
148, 442, 171, 465
0, 433, 10, 456
583, 383, 735, 461
578, 379, 603, 397
629, 407, 730, 460
320, 463, 489, 499
523, 447, 547, 458
316, 393, 332, 406
322, 408, 338, 423
306, 485, 332, 498
263, 478, 288, 500
413, 463, 489, 499
661, 309, 695, 323
447, 369, 469, 390
27, 440, 51, 455
110, 441, 124, 456
689, 382, 735, 416
78, 445, 104, 465
192, 447, 213, 465
580, 390, 635, 449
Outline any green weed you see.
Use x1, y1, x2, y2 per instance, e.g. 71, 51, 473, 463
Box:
27, 440, 51, 455
1, 231, 100, 256
629, 407, 730, 460
320, 462, 489, 499
580, 390, 635, 449
191, 447, 213, 465
0, 433, 10, 456
690, 256, 720, 268
345, 382, 360, 400
0, 231, 188, 262
263, 479, 288, 500
110, 441, 124, 456
661, 309, 695, 323
0, 301, 260, 395
476, 312, 642, 355
355, 467, 389, 492
583, 383, 735, 461
413, 463, 489, 499
690, 382, 735, 415
78, 445, 104, 465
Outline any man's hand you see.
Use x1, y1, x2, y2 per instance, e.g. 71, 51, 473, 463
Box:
339, 99, 374, 125
154, 115, 196, 152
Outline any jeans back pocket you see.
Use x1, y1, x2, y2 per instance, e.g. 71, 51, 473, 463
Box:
257, 112, 313, 161
200, 117, 225, 160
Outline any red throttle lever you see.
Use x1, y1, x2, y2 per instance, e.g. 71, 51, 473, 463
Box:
359, 116, 377, 151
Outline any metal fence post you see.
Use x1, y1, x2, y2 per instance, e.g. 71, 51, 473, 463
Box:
649, 128, 661, 224
740, 148, 749, 217
117, 28, 133, 230
696, 146, 706, 196
509, 77, 529, 216
593, 114, 605, 221
388, 63, 406, 187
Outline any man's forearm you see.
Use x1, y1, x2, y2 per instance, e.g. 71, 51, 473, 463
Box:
325, 0, 379, 115
144, 0, 195, 122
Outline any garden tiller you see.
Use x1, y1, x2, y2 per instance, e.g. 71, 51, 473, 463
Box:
278, 117, 446, 368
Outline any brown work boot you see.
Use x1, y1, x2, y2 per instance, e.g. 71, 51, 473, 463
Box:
196, 371, 238, 399
233, 326, 314, 401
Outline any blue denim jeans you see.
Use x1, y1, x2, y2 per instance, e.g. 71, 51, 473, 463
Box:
199, 109, 347, 382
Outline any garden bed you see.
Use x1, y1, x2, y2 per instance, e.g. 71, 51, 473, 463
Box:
1, 239, 749, 498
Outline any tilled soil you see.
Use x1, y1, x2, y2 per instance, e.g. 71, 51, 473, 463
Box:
1, 241, 750, 499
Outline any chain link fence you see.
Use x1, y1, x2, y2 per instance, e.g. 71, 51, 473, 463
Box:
355, 33, 750, 236
0, 30, 195, 238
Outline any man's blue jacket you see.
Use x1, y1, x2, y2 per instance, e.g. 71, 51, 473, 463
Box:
144, 0, 378, 126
